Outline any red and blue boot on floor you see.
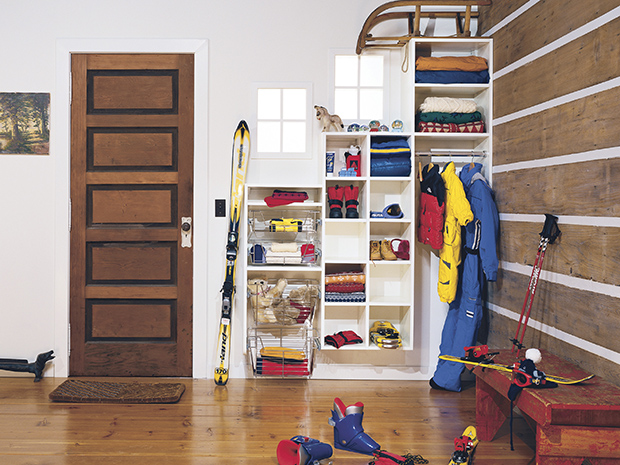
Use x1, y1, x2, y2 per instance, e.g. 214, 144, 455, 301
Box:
277, 435, 333, 465
328, 397, 380, 455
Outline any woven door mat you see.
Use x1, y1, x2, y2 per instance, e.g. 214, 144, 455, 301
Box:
49, 379, 186, 403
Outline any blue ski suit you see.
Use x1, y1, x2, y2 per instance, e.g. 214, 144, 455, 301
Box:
432, 163, 499, 391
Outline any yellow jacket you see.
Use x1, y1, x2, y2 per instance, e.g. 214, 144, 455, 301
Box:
438, 162, 473, 303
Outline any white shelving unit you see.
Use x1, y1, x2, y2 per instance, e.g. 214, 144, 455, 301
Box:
320, 132, 416, 351
316, 37, 492, 376
242, 184, 323, 378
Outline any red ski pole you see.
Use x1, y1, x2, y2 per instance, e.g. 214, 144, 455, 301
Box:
511, 214, 561, 353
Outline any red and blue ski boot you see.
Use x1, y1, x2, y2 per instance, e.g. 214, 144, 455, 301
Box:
277, 435, 333, 465
328, 397, 380, 455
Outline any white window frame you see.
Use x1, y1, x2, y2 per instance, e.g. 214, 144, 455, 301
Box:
328, 49, 390, 127
252, 82, 313, 159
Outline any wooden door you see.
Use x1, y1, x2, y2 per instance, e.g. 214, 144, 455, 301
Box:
70, 54, 194, 376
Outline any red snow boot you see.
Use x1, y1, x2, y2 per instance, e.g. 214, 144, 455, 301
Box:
327, 185, 344, 218
344, 185, 360, 218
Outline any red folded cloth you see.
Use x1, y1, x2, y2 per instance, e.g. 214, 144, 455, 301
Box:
256, 358, 310, 376
264, 190, 309, 207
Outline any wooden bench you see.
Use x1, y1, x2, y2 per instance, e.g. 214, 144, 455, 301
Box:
472, 350, 620, 464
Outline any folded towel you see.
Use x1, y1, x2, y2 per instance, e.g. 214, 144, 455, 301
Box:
415, 55, 488, 72
270, 242, 299, 253
419, 97, 477, 114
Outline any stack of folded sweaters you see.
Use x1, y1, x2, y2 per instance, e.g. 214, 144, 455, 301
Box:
324, 271, 366, 303
370, 136, 412, 177
417, 96, 484, 133
415, 55, 489, 84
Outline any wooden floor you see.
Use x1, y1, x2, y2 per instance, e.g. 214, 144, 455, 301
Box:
0, 376, 536, 464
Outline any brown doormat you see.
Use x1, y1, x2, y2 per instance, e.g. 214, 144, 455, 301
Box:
49, 379, 186, 403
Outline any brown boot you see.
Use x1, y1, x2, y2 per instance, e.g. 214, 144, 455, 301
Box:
370, 240, 381, 261
380, 239, 397, 260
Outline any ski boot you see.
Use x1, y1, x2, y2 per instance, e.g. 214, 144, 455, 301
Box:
327, 185, 344, 218
344, 185, 359, 218
328, 397, 380, 455
448, 426, 478, 465
277, 435, 333, 465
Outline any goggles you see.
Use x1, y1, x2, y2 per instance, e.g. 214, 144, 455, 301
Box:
370, 203, 404, 219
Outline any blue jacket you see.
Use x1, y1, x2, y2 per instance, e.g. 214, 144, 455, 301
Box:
459, 163, 498, 282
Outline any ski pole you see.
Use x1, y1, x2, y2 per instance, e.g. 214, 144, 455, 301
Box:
511, 214, 560, 353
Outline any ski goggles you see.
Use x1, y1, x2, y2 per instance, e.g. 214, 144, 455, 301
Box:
370, 203, 404, 219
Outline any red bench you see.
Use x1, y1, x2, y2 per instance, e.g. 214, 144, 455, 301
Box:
472, 350, 620, 464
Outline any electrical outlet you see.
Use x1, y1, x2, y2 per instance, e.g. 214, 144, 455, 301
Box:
215, 199, 226, 217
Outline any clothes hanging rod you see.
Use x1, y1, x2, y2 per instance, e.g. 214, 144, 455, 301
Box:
415, 150, 486, 157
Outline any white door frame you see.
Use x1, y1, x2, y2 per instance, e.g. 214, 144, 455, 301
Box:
54, 39, 209, 378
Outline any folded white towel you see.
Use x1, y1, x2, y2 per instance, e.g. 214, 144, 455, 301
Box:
270, 242, 299, 253
420, 97, 477, 114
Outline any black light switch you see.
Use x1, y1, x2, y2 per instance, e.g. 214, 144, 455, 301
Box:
215, 199, 226, 217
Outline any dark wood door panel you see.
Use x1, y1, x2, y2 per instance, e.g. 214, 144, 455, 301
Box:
89, 128, 177, 170
88, 301, 175, 340
89, 71, 177, 113
88, 186, 176, 225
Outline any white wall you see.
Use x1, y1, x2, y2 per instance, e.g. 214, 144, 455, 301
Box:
0, 0, 467, 379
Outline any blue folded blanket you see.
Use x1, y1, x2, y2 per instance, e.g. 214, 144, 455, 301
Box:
415, 69, 490, 84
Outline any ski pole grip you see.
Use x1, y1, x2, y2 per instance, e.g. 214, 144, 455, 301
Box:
540, 214, 561, 243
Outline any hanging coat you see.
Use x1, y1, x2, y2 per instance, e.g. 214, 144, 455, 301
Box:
418, 163, 445, 250
438, 162, 473, 303
432, 163, 499, 391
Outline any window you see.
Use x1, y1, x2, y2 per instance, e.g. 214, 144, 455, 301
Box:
332, 52, 387, 123
253, 83, 312, 159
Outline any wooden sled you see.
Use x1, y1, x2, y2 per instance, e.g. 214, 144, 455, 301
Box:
356, 0, 492, 54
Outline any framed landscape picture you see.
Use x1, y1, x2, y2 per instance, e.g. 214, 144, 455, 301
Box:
0, 92, 50, 155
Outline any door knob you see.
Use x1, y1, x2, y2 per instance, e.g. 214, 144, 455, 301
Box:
181, 217, 192, 248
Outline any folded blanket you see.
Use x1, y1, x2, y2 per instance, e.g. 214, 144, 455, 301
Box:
270, 242, 298, 253
418, 121, 485, 133
418, 111, 482, 124
325, 292, 366, 303
325, 272, 365, 285
370, 157, 412, 177
265, 253, 302, 264
419, 97, 477, 114
415, 69, 489, 84
256, 358, 310, 376
370, 136, 411, 159
415, 55, 488, 71
325, 282, 365, 293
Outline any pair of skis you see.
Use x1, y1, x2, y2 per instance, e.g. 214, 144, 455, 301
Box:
215, 121, 250, 386
439, 350, 594, 385
511, 214, 561, 353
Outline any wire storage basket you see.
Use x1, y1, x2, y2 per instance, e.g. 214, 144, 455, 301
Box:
247, 278, 320, 326
247, 325, 320, 378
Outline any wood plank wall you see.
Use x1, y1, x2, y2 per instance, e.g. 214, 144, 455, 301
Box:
478, 0, 620, 385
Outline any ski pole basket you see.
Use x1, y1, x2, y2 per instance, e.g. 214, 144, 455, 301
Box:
247, 325, 320, 378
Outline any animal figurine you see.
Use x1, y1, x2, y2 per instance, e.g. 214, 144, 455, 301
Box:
314, 105, 344, 132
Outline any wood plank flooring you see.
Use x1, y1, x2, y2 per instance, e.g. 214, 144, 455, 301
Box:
0, 377, 535, 464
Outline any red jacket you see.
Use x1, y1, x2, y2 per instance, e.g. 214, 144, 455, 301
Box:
418, 191, 444, 249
